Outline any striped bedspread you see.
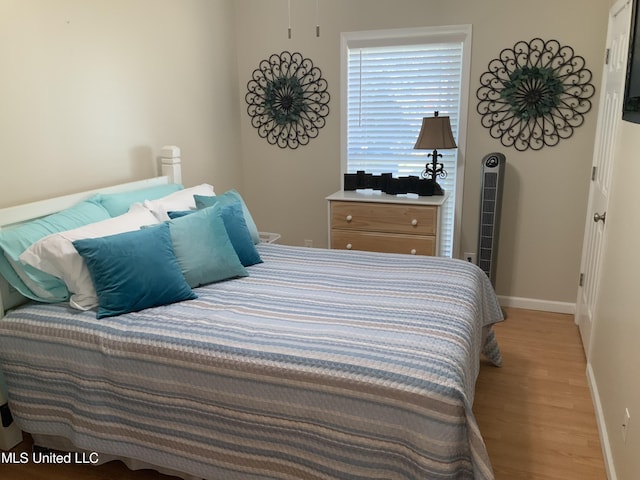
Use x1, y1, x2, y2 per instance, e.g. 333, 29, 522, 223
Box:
0, 244, 503, 480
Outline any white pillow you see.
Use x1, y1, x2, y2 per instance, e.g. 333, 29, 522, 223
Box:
19, 203, 160, 310
143, 183, 215, 221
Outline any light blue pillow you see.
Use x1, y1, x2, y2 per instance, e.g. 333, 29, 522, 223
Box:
167, 206, 248, 288
97, 184, 183, 217
193, 189, 260, 244
168, 201, 262, 267
0, 197, 111, 302
73, 223, 196, 319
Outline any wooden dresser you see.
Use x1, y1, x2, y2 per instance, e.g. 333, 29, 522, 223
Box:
326, 190, 448, 256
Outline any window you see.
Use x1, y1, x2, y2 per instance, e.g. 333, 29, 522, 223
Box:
341, 26, 472, 257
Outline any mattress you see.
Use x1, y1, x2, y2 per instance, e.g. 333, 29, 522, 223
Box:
0, 243, 503, 479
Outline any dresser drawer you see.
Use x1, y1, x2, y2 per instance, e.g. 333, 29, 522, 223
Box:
331, 201, 437, 235
330, 230, 436, 256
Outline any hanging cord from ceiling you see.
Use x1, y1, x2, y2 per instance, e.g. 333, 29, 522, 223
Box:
287, 0, 320, 39
288, 0, 292, 39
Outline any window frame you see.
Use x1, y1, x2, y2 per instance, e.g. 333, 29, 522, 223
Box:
340, 25, 472, 258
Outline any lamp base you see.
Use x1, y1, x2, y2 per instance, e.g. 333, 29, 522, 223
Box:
431, 181, 444, 196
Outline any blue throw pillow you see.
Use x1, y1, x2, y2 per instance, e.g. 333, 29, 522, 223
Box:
193, 189, 260, 244
167, 206, 248, 288
216, 202, 262, 267
168, 202, 262, 267
97, 184, 183, 217
73, 223, 196, 319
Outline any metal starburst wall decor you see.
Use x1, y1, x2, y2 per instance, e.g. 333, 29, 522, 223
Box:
476, 38, 595, 151
246, 51, 330, 149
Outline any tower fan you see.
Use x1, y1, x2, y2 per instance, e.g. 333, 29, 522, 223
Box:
477, 153, 506, 287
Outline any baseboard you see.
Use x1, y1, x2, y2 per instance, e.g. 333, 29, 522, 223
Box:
586, 362, 617, 480
497, 295, 575, 314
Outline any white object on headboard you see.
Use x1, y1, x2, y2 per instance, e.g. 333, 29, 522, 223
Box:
161, 145, 182, 185
0, 146, 182, 318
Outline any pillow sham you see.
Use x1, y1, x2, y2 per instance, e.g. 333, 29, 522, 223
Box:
4, 255, 65, 300
73, 223, 196, 319
19, 203, 161, 310
194, 189, 260, 244
168, 201, 262, 267
167, 205, 248, 288
143, 183, 215, 221
0, 197, 111, 302
97, 183, 183, 217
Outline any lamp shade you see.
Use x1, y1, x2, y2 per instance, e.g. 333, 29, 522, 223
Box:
414, 114, 457, 150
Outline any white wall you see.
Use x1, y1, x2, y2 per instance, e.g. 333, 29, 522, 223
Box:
0, 0, 243, 208
589, 119, 640, 480
234, 0, 609, 305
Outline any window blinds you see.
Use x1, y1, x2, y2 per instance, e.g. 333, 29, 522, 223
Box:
346, 42, 463, 257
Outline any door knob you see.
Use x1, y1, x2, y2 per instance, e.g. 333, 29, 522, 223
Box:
593, 212, 606, 224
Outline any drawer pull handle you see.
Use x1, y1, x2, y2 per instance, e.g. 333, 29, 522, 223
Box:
346, 215, 353, 222
410, 249, 417, 255
411, 219, 418, 226
346, 243, 353, 250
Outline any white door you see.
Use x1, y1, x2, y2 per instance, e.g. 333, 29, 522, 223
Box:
576, 0, 632, 356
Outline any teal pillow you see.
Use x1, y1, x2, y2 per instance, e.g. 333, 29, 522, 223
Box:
73, 223, 196, 319
193, 189, 260, 244
168, 202, 262, 267
167, 206, 248, 288
98, 184, 183, 217
0, 197, 111, 302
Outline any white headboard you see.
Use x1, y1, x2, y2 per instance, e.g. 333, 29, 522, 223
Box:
0, 145, 183, 318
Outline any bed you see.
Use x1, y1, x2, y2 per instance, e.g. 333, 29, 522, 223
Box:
0, 147, 503, 480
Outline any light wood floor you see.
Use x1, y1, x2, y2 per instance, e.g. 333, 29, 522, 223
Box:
474, 307, 606, 479
0, 307, 606, 480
